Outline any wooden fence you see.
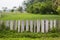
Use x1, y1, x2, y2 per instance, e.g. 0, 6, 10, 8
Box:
0, 20, 60, 33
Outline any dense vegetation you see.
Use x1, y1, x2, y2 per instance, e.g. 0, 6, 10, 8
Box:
0, 29, 60, 38
24, 0, 60, 15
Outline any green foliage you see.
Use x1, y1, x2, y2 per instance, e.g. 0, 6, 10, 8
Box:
0, 30, 60, 38
24, 0, 59, 15
0, 25, 60, 38
26, 2, 41, 14
49, 28, 57, 33
1, 37, 60, 40
0, 14, 5, 18
49, 27, 60, 33
56, 6, 60, 15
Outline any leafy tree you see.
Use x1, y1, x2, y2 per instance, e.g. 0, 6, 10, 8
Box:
24, 0, 58, 15
17, 6, 23, 12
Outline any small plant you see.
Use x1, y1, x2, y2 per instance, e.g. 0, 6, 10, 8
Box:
50, 28, 57, 33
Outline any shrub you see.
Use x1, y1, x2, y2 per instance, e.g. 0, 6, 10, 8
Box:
56, 6, 60, 15
26, 1, 58, 15
49, 28, 57, 33
49, 27, 60, 33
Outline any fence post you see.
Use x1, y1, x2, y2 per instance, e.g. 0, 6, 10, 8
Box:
30, 20, 33, 32
5, 20, 10, 27
54, 20, 56, 28
59, 20, 60, 28
10, 20, 14, 30
59, 20, 60, 27
18, 20, 20, 32
14, 20, 17, 30
45, 20, 49, 33
26, 20, 29, 31
57, 20, 60, 31
41, 20, 44, 33
21, 20, 24, 32
34, 20, 36, 32
50, 20, 53, 30
37, 20, 40, 33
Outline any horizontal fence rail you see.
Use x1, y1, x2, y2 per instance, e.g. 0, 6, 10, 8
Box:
0, 20, 60, 33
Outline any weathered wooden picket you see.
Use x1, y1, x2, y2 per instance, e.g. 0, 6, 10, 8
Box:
0, 20, 60, 33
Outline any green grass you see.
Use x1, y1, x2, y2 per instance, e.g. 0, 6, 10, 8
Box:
0, 37, 60, 40
0, 29, 60, 40
0, 30, 60, 38
0, 12, 60, 20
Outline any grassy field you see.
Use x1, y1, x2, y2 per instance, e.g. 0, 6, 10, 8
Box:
0, 37, 60, 40
0, 12, 60, 20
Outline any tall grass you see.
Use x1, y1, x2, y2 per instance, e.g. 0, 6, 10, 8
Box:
0, 12, 60, 20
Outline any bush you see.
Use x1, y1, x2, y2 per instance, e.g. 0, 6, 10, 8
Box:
56, 6, 60, 15
49, 28, 57, 33
26, 1, 58, 15
49, 27, 60, 33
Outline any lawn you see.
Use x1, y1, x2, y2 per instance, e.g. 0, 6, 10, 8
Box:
0, 37, 60, 40
0, 12, 60, 20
